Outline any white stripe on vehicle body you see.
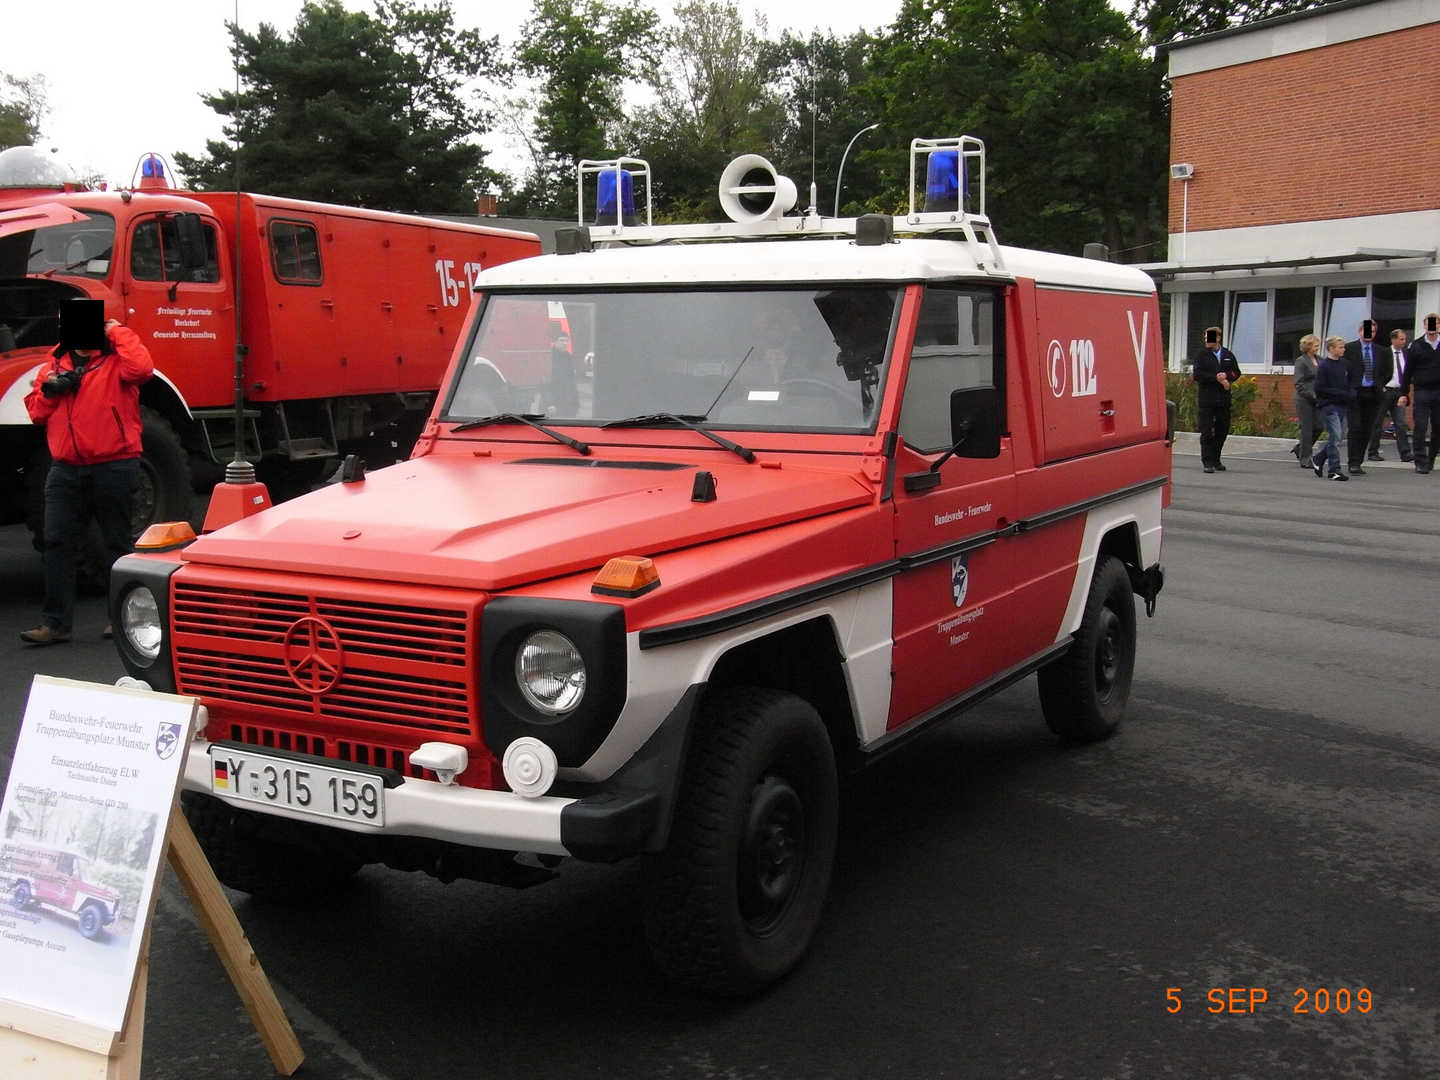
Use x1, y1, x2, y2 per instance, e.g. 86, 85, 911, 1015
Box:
1055, 487, 1163, 642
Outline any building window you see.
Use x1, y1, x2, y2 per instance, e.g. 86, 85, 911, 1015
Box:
1372, 282, 1417, 344
1229, 291, 1267, 368
269, 220, 323, 284
1324, 287, 1367, 341
1185, 291, 1224, 363
1272, 288, 1315, 367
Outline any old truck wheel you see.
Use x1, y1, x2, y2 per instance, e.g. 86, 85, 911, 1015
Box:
134, 406, 191, 532
77, 902, 105, 939
642, 688, 838, 996
23, 409, 191, 585
181, 792, 363, 900
11, 880, 32, 909
1037, 555, 1136, 743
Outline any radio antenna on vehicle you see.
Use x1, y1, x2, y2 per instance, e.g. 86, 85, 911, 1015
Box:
226, 0, 254, 486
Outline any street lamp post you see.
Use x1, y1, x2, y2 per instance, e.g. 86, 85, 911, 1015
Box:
834, 123, 880, 218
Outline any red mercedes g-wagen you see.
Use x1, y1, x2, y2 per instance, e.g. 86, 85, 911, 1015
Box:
109, 139, 1169, 994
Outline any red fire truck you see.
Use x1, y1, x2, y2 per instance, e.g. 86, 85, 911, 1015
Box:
109, 138, 1171, 994
0, 146, 540, 552
6, 844, 121, 939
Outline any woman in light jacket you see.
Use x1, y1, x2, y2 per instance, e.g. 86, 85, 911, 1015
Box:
1292, 334, 1321, 465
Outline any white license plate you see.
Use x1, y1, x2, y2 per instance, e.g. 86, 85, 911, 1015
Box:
210, 746, 386, 826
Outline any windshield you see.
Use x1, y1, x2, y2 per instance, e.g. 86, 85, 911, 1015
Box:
444, 287, 900, 434
25, 210, 115, 279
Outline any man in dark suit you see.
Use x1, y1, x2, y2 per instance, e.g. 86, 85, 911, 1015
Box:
1400, 314, 1440, 474
1343, 322, 1382, 475
1367, 329, 1413, 462
1190, 326, 1242, 474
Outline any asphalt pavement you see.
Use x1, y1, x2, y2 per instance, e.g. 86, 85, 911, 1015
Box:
0, 441, 1436, 1079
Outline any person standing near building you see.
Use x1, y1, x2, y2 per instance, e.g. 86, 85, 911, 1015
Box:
21, 305, 154, 644
1191, 326, 1241, 474
1343, 321, 1381, 475
1312, 335, 1352, 481
1400, 314, 1440, 474
1368, 329, 1413, 463
1292, 334, 1321, 466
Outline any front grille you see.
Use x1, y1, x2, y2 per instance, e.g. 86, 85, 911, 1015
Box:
226, 722, 426, 779
172, 567, 482, 738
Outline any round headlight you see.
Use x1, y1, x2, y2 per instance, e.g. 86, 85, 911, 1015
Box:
121, 587, 163, 661
515, 630, 585, 715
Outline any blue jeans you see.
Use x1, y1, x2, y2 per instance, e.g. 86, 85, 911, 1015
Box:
41, 459, 140, 632
1312, 405, 1345, 476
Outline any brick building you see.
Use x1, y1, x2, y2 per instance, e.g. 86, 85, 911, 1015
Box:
1145, 0, 1440, 370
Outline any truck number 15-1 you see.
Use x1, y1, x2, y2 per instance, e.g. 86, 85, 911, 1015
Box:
435, 260, 484, 307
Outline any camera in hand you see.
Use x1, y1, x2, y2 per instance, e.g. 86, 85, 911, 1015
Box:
41, 366, 85, 398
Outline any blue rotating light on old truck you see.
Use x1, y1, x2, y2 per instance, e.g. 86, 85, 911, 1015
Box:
595, 167, 636, 226
923, 149, 964, 213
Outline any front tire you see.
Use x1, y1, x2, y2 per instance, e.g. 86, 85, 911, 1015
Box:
11, 880, 33, 909
77, 902, 104, 939
181, 792, 363, 901
642, 688, 839, 996
1037, 555, 1137, 743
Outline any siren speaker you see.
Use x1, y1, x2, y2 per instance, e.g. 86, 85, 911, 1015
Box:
718, 155, 797, 223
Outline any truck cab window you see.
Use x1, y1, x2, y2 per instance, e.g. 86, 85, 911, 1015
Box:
130, 217, 221, 283
898, 286, 1001, 453
8, 210, 115, 279
269, 220, 323, 284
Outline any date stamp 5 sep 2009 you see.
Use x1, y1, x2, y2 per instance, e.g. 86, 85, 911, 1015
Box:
1166, 988, 1373, 1014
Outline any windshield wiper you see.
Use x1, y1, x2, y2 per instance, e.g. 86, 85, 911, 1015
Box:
602, 412, 755, 463
450, 413, 592, 455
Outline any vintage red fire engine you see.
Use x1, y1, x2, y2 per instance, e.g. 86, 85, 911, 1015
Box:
108, 138, 1170, 994
6, 844, 121, 939
0, 146, 540, 544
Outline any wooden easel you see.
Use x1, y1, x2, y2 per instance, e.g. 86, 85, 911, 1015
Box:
0, 808, 304, 1077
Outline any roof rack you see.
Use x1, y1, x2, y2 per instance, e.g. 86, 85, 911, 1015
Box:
571, 136, 1007, 276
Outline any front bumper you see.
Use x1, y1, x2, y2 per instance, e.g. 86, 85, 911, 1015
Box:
182, 739, 576, 856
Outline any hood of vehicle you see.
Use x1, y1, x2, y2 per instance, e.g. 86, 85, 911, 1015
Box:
182, 452, 875, 590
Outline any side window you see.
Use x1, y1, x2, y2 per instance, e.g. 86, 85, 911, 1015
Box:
898, 287, 1001, 453
129, 217, 222, 283
269, 220, 323, 284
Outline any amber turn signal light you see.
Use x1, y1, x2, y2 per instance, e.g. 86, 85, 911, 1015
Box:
592, 555, 660, 598
134, 521, 197, 551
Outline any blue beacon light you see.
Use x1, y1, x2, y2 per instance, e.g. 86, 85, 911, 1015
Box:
923, 149, 965, 213
595, 168, 636, 226
141, 155, 165, 180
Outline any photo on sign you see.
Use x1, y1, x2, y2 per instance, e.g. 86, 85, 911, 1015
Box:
2, 784, 159, 974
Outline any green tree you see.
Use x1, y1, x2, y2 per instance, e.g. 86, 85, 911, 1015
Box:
0, 72, 46, 151
512, 0, 659, 218
621, 2, 784, 220
174, 0, 502, 213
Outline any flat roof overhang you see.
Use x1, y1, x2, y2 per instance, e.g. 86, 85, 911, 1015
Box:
1139, 248, 1435, 281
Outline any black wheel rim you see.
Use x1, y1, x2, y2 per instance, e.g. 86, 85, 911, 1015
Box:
131, 458, 160, 534
1094, 606, 1123, 704
737, 773, 807, 935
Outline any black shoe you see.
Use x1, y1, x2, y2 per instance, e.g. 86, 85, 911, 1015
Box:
1419, 466, 1433, 475
1367, 452, 1384, 461
1348, 465, 1365, 475
1203, 465, 1214, 474
1329, 472, 1348, 481
1312, 460, 1324, 477
1213, 462, 1227, 471
1401, 456, 1415, 463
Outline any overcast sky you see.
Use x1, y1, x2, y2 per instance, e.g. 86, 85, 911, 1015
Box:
0, 0, 901, 191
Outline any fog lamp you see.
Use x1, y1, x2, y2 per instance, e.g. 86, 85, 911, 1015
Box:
503, 737, 558, 798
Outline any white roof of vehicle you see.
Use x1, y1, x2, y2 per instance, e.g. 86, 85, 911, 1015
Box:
474, 235, 1156, 295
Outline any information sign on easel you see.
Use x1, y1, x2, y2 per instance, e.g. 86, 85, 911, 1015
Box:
0, 675, 303, 1077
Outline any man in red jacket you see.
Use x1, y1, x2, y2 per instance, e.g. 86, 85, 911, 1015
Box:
21, 310, 154, 644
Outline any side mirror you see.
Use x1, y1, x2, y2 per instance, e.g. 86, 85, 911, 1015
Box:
174, 213, 209, 270
949, 386, 1001, 458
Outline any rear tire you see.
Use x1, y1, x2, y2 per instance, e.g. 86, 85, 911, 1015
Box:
1037, 555, 1136, 743
641, 688, 838, 996
181, 791, 363, 901
11, 880, 33, 909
